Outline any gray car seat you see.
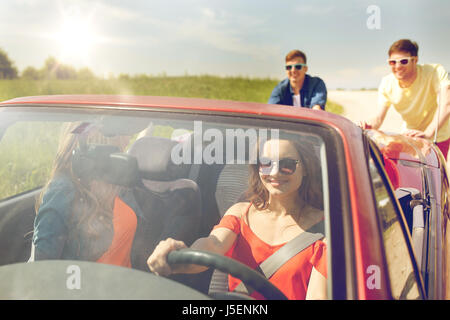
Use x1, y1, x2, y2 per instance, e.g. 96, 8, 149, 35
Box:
127, 136, 202, 272
208, 141, 251, 296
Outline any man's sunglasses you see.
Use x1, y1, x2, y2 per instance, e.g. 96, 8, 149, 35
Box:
387, 57, 414, 66
258, 157, 300, 175
285, 63, 306, 71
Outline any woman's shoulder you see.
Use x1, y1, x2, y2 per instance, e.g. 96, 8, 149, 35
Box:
223, 201, 252, 219
47, 174, 76, 192
213, 202, 251, 235
39, 174, 76, 210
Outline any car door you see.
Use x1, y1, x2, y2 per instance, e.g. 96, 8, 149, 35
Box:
366, 140, 426, 299
0, 120, 62, 265
368, 131, 450, 299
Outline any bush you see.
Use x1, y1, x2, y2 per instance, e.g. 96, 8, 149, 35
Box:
0, 48, 18, 79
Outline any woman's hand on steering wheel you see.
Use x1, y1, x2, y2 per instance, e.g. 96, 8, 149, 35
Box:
147, 238, 187, 276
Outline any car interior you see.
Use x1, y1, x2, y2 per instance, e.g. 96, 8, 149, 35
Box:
0, 106, 337, 300
0, 114, 257, 296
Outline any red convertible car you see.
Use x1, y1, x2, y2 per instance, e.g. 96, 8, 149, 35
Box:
0, 95, 448, 300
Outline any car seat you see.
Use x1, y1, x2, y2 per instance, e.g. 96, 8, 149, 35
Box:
166, 131, 253, 295
126, 136, 202, 272
207, 140, 251, 296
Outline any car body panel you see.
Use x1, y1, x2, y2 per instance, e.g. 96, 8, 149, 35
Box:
0, 260, 210, 299
369, 130, 449, 299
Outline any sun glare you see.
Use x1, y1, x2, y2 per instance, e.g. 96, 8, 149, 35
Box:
53, 5, 100, 64
57, 18, 95, 59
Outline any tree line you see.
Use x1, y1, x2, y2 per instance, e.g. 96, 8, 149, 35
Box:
0, 47, 96, 80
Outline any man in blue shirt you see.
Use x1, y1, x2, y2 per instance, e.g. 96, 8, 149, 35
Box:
268, 50, 327, 110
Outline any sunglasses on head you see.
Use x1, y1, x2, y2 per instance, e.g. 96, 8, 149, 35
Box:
387, 57, 414, 66
258, 157, 300, 175
285, 63, 306, 71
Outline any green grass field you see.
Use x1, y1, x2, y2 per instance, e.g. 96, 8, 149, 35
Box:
0, 76, 344, 200
0, 76, 343, 113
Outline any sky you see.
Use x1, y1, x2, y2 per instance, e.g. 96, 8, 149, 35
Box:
0, 0, 449, 89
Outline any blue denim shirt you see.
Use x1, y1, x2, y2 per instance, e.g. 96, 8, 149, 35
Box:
268, 75, 327, 110
32, 174, 142, 261
32, 175, 76, 260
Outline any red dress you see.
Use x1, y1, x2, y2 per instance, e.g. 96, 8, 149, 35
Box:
96, 197, 137, 267
213, 203, 327, 300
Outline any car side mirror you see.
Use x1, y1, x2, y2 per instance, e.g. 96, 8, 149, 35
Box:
395, 187, 426, 270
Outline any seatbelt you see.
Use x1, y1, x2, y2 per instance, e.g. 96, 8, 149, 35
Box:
233, 220, 325, 295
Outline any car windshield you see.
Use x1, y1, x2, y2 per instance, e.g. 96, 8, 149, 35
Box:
0, 105, 335, 300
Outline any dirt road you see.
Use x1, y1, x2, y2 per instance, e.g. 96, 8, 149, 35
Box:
328, 90, 404, 133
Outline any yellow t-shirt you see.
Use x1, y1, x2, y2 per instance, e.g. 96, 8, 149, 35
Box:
378, 64, 450, 142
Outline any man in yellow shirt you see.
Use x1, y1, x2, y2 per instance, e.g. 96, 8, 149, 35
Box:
360, 39, 450, 159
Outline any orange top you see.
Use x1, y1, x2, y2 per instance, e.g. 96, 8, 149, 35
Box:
213, 204, 327, 300
97, 197, 138, 267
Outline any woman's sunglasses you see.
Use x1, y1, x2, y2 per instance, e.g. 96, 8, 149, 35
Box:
387, 57, 414, 66
285, 63, 306, 71
258, 157, 300, 175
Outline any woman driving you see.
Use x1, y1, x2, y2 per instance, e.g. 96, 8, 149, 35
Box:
147, 138, 326, 300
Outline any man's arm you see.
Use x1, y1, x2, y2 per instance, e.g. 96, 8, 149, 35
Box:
423, 83, 450, 140
359, 101, 390, 129
268, 84, 283, 105
310, 79, 327, 110
359, 79, 391, 129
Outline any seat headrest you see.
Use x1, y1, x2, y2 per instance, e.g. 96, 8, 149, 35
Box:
72, 144, 139, 187
128, 137, 191, 181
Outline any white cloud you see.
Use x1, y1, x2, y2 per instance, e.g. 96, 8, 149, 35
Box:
171, 8, 279, 60
15, 0, 40, 5
180, 20, 277, 60
201, 7, 216, 19
93, 2, 140, 21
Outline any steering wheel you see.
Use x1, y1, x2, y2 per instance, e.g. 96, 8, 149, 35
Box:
167, 248, 288, 300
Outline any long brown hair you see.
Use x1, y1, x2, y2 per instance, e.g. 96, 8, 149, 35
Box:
245, 138, 323, 210
35, 122, 126, 260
